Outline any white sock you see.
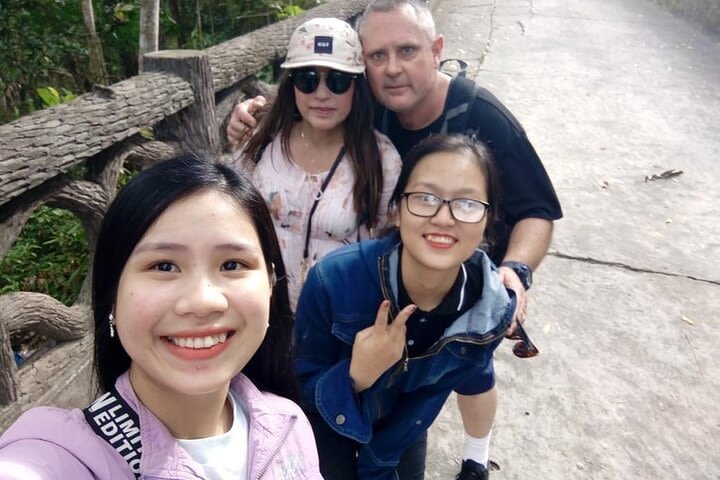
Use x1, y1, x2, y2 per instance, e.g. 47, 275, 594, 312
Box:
462, 431, 491, 466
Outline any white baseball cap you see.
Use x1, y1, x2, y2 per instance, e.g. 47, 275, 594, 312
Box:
281, 18, 365, 74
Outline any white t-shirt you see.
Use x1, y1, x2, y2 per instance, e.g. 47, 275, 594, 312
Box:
176, 389, 248, 480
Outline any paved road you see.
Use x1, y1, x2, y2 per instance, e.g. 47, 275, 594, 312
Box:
426, 0, 720, 478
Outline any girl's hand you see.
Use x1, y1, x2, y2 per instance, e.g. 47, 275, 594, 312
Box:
348, 301, 415, 392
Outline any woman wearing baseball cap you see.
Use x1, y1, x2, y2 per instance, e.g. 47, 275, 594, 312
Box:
237, 18, 402, 309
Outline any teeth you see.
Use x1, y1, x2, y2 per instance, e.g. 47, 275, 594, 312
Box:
425, 234, 454, 244
168, 333, 228, 349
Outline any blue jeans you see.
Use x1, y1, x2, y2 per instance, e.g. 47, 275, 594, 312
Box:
308, 412, 427, 480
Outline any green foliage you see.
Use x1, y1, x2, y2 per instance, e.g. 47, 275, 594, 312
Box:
139, 126, 155, 140
256, 63, 276, 84
36, 86, 77, 108
0, 207, 89, 306
97, 0, 141, 80
118, 163, 142, 188
0, 162, 141, 304
278, 4, 305, 20
1, 0, 322, 123
113, 2, 136, 22
0, 0, 321, 303
0, 0, 88, 123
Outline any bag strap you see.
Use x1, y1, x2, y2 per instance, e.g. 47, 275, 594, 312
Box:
300, 146, 346, 281
83, 386, 143, 479
440, 75, 478, 135
379, 58, 470, 135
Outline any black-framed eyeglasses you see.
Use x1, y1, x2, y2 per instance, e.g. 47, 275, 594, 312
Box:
402, 192, 490, 224
291, 68, 357, 95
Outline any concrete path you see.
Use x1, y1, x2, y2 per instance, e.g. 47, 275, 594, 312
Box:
426, 0, 720, 478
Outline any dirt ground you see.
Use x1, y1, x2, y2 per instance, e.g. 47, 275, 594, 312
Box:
426, 0, 720, 478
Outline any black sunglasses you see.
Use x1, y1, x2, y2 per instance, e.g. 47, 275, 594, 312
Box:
291, 68, 357, 95
507, 321, 539, 358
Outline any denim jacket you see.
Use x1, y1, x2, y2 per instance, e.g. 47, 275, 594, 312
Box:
294, 233, 514, 479
0, 372, 323, 480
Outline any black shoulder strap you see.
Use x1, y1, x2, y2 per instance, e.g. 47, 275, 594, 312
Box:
83, 387, 143, 479
299, 146, 346, 283
302, 146, 346, 261
440, 75, 479, 135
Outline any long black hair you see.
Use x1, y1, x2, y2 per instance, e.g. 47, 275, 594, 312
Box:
242, 71, 384, 229
389, 134, 502, 247
92, 152, 298, 401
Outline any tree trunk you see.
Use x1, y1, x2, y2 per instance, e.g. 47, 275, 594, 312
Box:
0, 318, 18, 405
139, 0, 160, 70
142, 50, 219, 153
167, 0, 185, 46
81, 0, 107, 84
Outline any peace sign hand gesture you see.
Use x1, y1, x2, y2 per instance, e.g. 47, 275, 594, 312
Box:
349, 300, 416, 392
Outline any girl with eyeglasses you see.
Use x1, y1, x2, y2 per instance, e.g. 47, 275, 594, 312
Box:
236, 17, 402, 309
294, 135, 532, 480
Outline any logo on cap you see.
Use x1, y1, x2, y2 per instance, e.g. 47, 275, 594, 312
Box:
314, 36, 333, 54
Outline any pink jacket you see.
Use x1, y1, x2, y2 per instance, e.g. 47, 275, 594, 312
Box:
0, 372, 323, 480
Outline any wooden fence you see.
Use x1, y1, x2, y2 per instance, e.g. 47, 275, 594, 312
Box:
0, 0, 369, 431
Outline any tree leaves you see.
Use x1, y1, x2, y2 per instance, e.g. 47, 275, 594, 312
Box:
36, 86, 76, 107
113, 2, 136, 23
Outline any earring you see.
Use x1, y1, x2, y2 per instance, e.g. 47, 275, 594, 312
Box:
269, 262, 277, 287
108, 313, 115, 338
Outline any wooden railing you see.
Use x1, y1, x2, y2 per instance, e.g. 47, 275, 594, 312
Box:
0, 0, 370, 431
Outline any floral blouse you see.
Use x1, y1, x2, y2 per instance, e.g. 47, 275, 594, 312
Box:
237, 131, 401, 309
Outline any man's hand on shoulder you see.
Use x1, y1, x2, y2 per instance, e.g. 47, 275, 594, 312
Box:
226, 95, 267, 150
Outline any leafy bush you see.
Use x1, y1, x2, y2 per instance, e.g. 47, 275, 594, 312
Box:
0, 0, 88, 123
1, 0, 320, 123
0, 207, 89, 306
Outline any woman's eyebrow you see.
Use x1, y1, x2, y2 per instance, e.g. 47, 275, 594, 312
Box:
215, 242, 261, 254
133, 242, 187, 254
134, 241, 260, 254
410, 182, 483, 197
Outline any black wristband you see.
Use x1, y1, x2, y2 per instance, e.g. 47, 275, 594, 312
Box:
501, 261, 533, 291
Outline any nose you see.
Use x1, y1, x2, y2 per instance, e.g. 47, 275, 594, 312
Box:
386, 53, 402, 77
313, 75, 332, 99
430, 202, 456, 226
175, 276, 228, 318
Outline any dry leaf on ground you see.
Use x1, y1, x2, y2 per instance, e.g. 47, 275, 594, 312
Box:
645, 169, 683, 182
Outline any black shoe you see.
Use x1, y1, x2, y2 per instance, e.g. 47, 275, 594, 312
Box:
456, 459, 489, 480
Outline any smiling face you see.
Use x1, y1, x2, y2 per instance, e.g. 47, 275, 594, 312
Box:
294, 67, 355, 132
397, 150, 489, 280
114, 189, 272, 399
360, 5, 443, 117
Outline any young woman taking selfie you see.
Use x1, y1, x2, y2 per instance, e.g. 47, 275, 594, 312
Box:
0, 154, 323, 480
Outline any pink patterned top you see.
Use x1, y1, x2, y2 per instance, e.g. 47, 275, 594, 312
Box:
237, 132, 401, 309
